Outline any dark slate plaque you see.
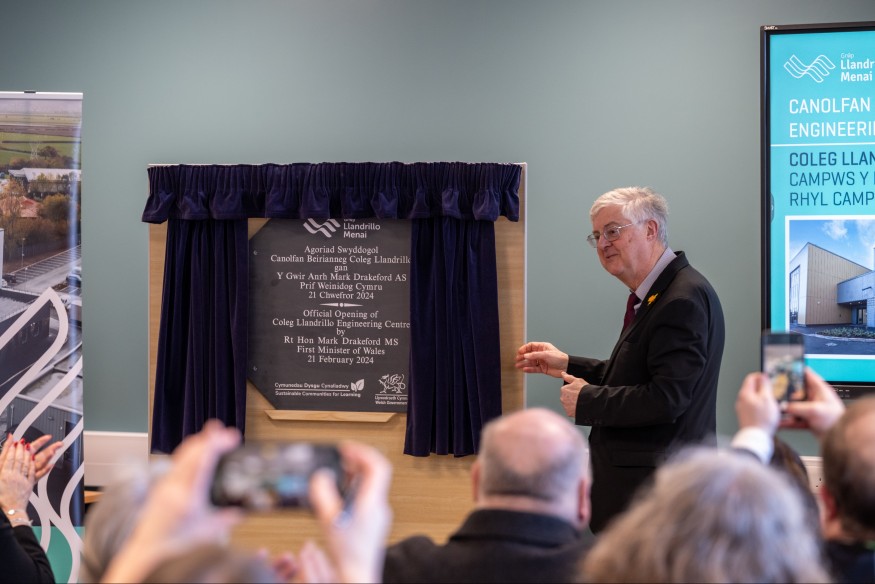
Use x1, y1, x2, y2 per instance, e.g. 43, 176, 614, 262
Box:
248, 219, 410, 412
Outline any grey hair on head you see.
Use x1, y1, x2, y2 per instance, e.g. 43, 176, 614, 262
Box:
80, 460, 171, 583
582, 446, 830, 583
478, 408, 589, 503
589, 186, 669, 245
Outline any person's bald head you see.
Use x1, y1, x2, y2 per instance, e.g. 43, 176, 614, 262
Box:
474, 408, 590, 524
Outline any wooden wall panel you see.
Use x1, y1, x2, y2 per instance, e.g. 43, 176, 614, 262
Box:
804, 245, 869, 325
147, 222, 167, 433
147, 165, 526, 555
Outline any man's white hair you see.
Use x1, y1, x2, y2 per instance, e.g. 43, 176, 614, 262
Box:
589, 186, 669, 245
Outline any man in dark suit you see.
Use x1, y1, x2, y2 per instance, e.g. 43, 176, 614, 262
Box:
516, 186, 725, 533
382, 408, 592, 583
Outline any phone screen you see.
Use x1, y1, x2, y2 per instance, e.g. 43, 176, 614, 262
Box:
761, 331, 806, 402
210, 442, 344, 510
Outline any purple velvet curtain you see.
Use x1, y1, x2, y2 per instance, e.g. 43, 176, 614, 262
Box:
406, 218, 502, 456
143, 162, 520, 456
150, 218, 249, 453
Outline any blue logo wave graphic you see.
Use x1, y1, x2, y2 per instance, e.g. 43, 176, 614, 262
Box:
784, 54, 835, 83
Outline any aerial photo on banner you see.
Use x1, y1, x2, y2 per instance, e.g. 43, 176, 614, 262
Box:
0, 91, 83, 583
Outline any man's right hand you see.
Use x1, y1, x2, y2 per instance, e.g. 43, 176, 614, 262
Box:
515, 342, 569, 378
780, 367, 846, 440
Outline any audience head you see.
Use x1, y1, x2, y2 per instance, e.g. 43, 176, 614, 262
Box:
99, 421, 244, 583
821, 395, 875, 540
142, 544, 279, 584
99, 420, 394, 584
769, 436, 820, 535
589, 186, 669, 245
80, 460, 170, 582
582, 447, 830, 583
474, 407, 590, 527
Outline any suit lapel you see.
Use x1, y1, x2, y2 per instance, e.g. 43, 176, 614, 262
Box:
603, 252, 690, 374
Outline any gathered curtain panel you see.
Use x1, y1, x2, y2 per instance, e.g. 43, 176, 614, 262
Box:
143, 162, 520, 456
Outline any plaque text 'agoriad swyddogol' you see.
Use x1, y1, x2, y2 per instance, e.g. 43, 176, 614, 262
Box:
248, 219, 410, 412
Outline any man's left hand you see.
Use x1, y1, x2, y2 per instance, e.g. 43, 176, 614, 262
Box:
560, 372, 586, 417
735, 372, 779, 434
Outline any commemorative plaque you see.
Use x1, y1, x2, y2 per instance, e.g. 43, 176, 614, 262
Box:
248, 219, 410, 412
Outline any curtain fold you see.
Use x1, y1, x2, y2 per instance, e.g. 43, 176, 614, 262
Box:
151, 218, 249, 453
405, 218, 502, 456
145, 162, 519, 456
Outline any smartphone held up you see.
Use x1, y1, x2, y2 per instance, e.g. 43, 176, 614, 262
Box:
761, 330, 807, 403
210, 442, 346, 511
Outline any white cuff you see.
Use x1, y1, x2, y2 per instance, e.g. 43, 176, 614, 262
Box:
731, 426, 774, 464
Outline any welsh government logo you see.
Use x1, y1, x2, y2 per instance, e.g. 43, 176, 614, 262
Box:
378, 373, 406, 394
784, 54, 835, 83
303, 218, 341, 238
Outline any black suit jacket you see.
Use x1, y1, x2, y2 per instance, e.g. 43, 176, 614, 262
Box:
0, 514, 54, 583
567, 251, 725, 533
382, 508, 590, 583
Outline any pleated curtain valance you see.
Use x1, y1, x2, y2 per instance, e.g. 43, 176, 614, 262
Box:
144, 162, 520, 457
143, 162, 521, 222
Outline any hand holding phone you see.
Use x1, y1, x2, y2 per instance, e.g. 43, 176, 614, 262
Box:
307, 441, 393, 584
735, 371, 781, 435
780, 367, 847, 437
761, 330, 807, 403
210, 442, 346, 511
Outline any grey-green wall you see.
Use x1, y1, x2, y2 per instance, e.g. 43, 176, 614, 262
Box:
4, 1, 874, 455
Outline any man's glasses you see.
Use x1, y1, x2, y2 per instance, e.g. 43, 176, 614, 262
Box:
586, 222, 637, 248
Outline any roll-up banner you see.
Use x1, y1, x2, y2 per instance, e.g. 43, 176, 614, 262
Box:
0, 91, 83, 582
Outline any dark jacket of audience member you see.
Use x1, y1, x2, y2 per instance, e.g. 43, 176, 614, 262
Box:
383, 408, 592, 583
825, 540, 875, 584
0, 514, 54, 584
384, 508, 588, 584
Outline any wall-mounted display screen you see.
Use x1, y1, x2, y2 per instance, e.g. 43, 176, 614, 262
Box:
762, 21, 875, 398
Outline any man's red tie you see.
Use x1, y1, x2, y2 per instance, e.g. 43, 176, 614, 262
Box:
623, 292, 638, 330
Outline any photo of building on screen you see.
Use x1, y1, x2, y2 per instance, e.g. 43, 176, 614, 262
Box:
787, 218, 875, 355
